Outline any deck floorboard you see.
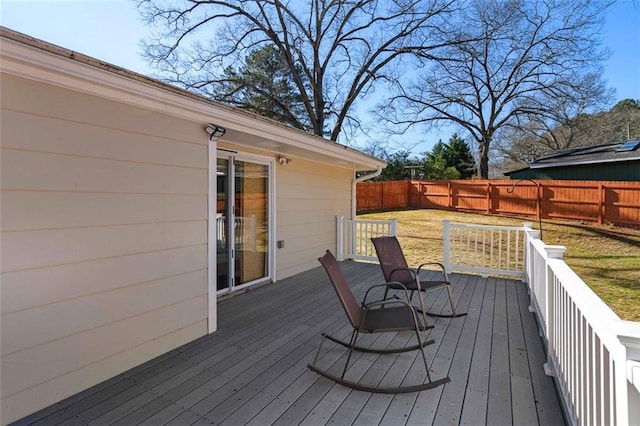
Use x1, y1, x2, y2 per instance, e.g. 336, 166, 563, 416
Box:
13, 261, 564, 426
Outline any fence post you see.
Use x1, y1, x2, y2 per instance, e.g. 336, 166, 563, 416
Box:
599, 182, 604, 225
537, 182, 543, 221
543, 245, 566, 377
486, 181, 491, 214
443, 220, 451, 274
336, 216, 344, 260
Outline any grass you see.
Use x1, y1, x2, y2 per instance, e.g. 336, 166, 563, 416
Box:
358, 209, 640, 321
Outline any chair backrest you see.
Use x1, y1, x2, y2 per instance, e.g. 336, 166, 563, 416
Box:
318, 250, 362, 329
371, 236, 414, 284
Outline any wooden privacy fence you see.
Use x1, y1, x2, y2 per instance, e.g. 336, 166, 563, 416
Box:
357, 180, 640, 227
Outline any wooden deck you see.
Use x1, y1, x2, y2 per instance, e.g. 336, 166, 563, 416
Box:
14, 261, 565, 425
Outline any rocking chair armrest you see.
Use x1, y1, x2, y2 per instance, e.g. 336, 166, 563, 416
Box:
388, 267, 418, 282
362, 281, 411, 306
416, 262, 450, 282
388, 266, 426, 291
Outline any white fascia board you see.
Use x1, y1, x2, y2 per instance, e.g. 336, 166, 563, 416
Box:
0, 35, 385, 172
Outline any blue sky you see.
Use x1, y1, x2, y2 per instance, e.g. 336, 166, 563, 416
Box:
2, 0, 639, 151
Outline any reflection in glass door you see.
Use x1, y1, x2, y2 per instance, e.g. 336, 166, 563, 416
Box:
216, 158, 230, 291
216, 155, 270, 293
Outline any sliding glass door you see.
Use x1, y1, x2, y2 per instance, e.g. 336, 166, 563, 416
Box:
216, 153, 271, 293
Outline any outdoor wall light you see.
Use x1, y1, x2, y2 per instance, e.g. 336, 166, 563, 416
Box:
277, 154, 292, 165
205, 124, 226, 141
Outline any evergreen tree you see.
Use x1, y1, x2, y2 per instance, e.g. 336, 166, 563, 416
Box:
422, 135, 476, 180
213, 45, 309, 131
444, 134, 477, 179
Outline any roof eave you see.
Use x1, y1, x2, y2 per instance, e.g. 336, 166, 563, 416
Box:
0, 27, 385, 172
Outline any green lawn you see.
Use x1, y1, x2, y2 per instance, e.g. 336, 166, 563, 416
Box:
358, 209, 640, 321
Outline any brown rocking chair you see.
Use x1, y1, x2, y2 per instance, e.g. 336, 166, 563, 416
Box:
371, 236, 466, 328
307, 250, 450, 393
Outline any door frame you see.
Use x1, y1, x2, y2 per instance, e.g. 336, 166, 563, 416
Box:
208, 147, 276, 332
208, 140, 217, 333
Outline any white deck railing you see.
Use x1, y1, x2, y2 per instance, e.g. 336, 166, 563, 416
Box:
522, 228, 640, 426
443, 220, 529, 279
336, 216, 397, 261
442, 220, 640, 425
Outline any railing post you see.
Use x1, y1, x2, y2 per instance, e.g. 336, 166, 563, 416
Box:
390, 218, 398, 236
443, 220, 451, 274
351, 217, 357, 260
615, 321, 640, 426
336, 216, 344, 260
543, 245, 566, 377
522, 223, 540, 310
522, 222, 532, 284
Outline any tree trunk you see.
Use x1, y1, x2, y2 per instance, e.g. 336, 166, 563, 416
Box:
478, 138, 490, 179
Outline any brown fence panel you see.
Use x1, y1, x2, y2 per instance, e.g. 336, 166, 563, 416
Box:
356, 180, 410, 211
357, 179, 640, 227
451, 181, 490, 213
491, 180, 537, 218
411, 181, 450, 209
356, 181, 382, 211
604, 182, 640, 226
542, 181, 600, 222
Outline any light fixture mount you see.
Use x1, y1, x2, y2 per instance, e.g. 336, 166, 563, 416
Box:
205, 124, 226, 141
277, 154, 292, 165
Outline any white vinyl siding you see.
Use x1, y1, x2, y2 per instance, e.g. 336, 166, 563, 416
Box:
275, 160, 353, 278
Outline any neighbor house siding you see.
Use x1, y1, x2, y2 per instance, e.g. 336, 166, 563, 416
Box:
0, 74, 210, 424
508, 162, 640, 181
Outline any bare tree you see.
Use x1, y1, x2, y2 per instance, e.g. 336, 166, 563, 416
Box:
136, 0, 456, 142
380, 0, 612, 178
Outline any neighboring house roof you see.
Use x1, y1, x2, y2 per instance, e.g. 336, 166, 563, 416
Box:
505, 139, 640, 175
0, 26, 385, 172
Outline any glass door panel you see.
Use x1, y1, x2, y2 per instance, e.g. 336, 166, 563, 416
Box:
234, 160, 269, 286
216, 154, 270, 293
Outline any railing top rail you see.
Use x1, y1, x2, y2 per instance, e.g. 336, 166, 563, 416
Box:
447, 222, 528, 232
342, 218, 395, 225
546, 258, 625, 350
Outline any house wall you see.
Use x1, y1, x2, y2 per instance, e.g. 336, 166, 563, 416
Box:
0, 74, 210, 424
1, 71, 358, 424
275, 159, 353, 278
